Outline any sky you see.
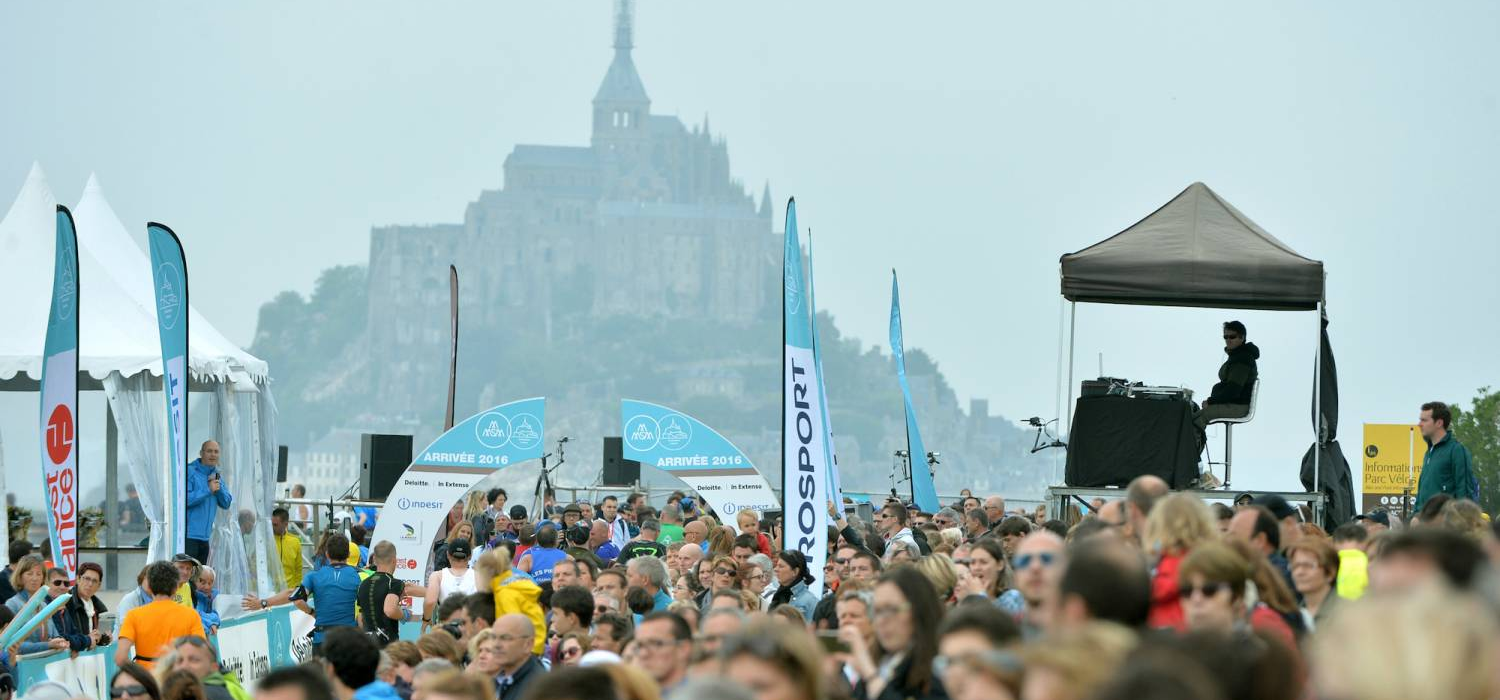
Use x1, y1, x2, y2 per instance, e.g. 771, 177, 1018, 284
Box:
2, 1, 1498, 504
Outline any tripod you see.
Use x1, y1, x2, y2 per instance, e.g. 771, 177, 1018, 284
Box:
1023, 417, 1067, 454
889, 450, 911, 503
531, 436, 569, 519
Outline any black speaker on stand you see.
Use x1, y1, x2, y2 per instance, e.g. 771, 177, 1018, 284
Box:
602, 436, 641, 487
360, 434, 413, 501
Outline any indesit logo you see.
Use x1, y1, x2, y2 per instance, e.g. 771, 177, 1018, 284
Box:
398, 498, 445, 510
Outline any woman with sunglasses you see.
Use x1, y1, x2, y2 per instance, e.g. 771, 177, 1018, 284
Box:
111, 662, 163, 700
555, 631, 590, 668
696, 556, 738, 613
1177, 542, 1261, 634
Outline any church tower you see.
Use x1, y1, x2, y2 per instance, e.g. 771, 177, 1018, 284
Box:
592, 0, 651, 157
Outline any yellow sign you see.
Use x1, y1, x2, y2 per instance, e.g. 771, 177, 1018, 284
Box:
1362, 424, 1424, 495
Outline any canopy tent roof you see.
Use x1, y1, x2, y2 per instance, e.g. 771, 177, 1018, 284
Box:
1060, 182, 1325, 311
0, 164, 268, 387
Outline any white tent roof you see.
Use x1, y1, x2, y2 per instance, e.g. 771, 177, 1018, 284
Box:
0, 164, 269, 385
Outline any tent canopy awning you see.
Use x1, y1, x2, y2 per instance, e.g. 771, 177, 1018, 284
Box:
1060, 182, 1324, 311
0, 165, 269, 385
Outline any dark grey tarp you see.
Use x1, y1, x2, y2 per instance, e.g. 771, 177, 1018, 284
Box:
1061, 182, 1325, 310
1302, 311, 1356, 528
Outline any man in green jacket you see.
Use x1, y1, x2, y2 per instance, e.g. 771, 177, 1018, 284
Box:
1415, 401, 1476, 510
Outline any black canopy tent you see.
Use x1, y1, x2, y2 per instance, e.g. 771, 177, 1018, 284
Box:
1059, 182, 1352, 524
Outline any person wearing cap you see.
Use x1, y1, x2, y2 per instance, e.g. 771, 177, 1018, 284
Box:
561, 503, 584, 530
1415, 401, 1476, 511
616, 520, 667, 566
564, 524, 604, 571
1355, 510, 1390, 536
423, 537, 477, 630
1252, 494, 1304, 555
171, 553, 221, 635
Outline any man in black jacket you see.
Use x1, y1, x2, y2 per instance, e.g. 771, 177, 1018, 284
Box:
1194, 320, 1260, 433
492, 614, 542, 700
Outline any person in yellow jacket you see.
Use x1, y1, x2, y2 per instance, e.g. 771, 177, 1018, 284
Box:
1331, 523, 1369, 599
475, 546, 545, 655
272, 508, 305, 589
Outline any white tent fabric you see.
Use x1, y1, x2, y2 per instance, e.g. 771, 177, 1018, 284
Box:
0, 165, 279, 593
0, 170, 267, 384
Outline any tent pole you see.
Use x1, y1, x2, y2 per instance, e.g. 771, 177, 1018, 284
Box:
105, 401, 119, 590
1065, 301, 1077, 440
1313, 299, 1324, 522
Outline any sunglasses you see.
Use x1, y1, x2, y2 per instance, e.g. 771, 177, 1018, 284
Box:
1178, 581, 1230, 599
1013, 552, 1056, 569
1223, 335, 1241, 341
111, 686, 148, 699
50, 579, 68, 587
714, 568, 736, 576
833, 557, 850, 565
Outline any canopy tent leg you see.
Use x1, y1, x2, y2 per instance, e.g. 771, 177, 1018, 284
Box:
1065, 301, 1077, 437
105, 402, 119, 590
1312, 299, 1324, 523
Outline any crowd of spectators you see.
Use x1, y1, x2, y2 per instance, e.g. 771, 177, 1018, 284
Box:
10, 467, 1500, 700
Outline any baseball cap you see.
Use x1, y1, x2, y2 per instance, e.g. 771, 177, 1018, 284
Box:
172, 553, 201, 567
1355, 511, 1391, 527
563, 504, 582, 516
1252, 494, 1298, 521
447, 538, 472, 559
509, 505, 528, 521
680, 497, 696, 511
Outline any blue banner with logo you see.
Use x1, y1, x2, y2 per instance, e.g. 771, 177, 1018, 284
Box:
890, 271, 939, 513
781, 199, 829, 592
40, 206, 80, 580
148, 222, 189, 556
621, 400, 779, 526
806, 232, 844, 511
369, 397, 545, 615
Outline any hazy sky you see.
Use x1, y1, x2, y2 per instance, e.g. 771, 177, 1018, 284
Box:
3, 1, 1498, 498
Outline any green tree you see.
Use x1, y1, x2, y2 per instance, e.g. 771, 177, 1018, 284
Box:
1452, 386, 1500, 514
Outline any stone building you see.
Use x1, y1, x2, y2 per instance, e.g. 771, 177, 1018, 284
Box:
365, 0, 776, 403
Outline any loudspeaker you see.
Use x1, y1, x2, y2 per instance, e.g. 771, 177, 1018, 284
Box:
601, 436, 640, 487
277, 445, 289, 483
360, 433, 412, 501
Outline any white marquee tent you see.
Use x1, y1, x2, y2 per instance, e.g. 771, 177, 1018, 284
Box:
0, 163, 282, 596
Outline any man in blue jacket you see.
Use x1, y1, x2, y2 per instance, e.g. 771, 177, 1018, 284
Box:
1415, 401, 1476, 510
186, 440, 233, 565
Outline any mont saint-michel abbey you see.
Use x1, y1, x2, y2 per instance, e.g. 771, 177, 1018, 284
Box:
366, 1, 776, 364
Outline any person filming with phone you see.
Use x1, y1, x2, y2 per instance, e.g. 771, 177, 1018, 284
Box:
186, 440, 233, 565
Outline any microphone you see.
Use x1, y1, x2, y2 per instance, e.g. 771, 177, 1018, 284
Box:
559, 436, 571, 443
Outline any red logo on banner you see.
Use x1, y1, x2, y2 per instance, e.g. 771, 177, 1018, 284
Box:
46, 405, 74, 465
